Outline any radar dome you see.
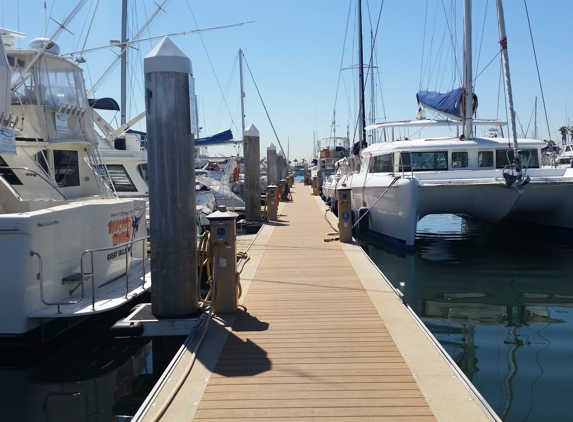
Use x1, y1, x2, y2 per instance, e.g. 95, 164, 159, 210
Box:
28, 38, 60, 55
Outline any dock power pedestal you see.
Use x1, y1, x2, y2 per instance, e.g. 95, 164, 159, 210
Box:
266, 184, 278, 221
312, 176, 319, 196
337, 186, 353, 243
206, 208, 239, 314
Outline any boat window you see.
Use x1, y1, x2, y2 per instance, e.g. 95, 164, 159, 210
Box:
138, 164, 148, 184
411, 151, 448, 171
34, 151, 50, 175
496, 149, 539, 168
53, 150, 80, 187
370, 154, 393, 173
8, 55, 36, 105
519, 149, 539, 168
478, 151, 494, 167
105, 165, 138, 192
566, 146, 572, 152
496, 150, 513, 168
0, 155, 23, 185
10, 54, 88, 108
451, 152, 468, 168
398, 153, 411, 172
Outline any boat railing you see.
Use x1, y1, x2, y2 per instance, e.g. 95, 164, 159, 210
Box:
30, 235, 149, 314
393, 164, 414, 178
393, 153, 414, 178
0, 166, 68, 200
86, 144, 118, 199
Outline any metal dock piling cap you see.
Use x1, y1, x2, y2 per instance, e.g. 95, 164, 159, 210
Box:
144, 37, 192, 75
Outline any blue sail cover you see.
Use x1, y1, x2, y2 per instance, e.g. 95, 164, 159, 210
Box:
417, 88, 463, 119
195, 129, 235, 146
128, 129, 234, 150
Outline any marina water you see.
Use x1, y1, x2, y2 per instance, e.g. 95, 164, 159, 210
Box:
355, 214, 573, 422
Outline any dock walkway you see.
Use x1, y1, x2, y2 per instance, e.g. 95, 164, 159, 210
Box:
137, 184, 497, 421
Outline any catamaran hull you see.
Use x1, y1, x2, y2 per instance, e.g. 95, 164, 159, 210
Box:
348, 171, 573, 248
349, 176, 420, 247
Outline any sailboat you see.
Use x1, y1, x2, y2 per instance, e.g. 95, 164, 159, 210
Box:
339, 0, 573, 249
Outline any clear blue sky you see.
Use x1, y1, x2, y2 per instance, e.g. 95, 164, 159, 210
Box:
3, 0, 573, 161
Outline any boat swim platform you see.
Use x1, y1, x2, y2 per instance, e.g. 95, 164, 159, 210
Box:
134, 183, 499, 422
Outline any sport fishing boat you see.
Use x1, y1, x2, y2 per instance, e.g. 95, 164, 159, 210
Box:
0, 32, 150, 347
339, 0, 573, 249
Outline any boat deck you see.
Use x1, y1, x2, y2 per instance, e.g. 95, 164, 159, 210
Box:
135, 184, 498, 421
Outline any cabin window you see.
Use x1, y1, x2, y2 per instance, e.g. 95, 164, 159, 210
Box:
370, 154, 393, 173
105, 165, 137, 192
411, 151, 448, 171
138, 164, 148, 184
451, 152, 468, 168
53, 150, 80, 187
398, 153, 411, 172
519, 150, 539, 168
0, 155, 23, 185
478, 151, 493, 167
34, 151, 50, 175
496, 149, 539, 169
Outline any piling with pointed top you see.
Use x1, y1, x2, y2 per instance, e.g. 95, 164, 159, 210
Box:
277, 150, 285, 181
267, 142, 277, 186
145, 37, 197, 317
244, 124, 261, 222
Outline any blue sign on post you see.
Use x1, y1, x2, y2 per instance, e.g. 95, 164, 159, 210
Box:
342, 212, 349, 220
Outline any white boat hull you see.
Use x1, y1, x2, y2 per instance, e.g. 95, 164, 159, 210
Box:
0, 199, 149, 337
346, 167, 573, 248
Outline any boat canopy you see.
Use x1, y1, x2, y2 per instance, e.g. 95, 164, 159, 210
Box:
417, 88, 478, 120
89, 97, 120, 111
195, 129, 235, 146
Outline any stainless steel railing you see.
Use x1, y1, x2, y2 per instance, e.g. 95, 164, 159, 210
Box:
31, 235, 149, 314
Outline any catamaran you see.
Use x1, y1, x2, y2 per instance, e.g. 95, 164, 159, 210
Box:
338, 0, 573, 249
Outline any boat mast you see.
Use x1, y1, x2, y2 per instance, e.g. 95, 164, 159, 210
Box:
370, 30, 376, 144
239, 48, 246, 146
358, 0, 366, 148
121, 0, 127, 125
463, 0, 473, 139
495, 0, 518, 152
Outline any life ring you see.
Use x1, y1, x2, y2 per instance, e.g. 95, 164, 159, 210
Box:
233, 167, 240, 182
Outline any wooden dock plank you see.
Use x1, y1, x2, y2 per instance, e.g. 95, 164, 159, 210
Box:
190, 185, 438, 421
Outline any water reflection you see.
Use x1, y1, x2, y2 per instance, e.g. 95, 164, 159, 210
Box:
355, 215, 573, 422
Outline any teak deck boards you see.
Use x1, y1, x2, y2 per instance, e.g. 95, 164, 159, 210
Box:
192, 184, 437, 421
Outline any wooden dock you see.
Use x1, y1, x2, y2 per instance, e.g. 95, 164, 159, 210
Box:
135, 183, 498, 422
